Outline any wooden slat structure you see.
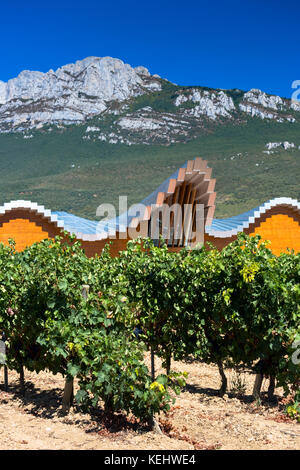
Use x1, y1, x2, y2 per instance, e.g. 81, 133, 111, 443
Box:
132, 157, 216, 248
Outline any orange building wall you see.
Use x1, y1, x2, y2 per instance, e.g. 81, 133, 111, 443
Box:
205, 208, 300, 255
250, 214, 300, 255
0, 218, 49, 251
0, 209, 130, 256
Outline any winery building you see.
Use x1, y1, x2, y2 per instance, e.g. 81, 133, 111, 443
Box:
0, 158, 299, 256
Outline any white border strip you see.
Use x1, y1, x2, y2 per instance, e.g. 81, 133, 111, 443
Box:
0, 200, 114, 241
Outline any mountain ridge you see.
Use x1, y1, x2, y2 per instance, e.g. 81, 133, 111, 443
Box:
0, 56, 162, 132
0, 56, 299, 139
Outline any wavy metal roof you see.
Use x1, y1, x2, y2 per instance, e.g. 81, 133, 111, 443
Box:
52, 197, 300, 240
205, 198, 300, 238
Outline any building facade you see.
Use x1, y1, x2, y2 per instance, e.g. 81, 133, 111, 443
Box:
0, 158, 299, 256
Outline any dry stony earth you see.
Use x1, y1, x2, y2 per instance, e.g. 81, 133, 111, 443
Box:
0, 357, 299, 451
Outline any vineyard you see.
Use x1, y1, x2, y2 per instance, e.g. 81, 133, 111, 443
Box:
0, 233, 299, 442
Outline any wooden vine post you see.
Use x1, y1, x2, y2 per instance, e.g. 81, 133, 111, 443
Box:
19, 363, 25, 396
61, 284, 90, 413
1, 333, 8, 391
149, 348, 163, 434
61, 377, 74, 413
151, 349, 155, 381
217, 360, 227, 397
4, 365, 8, 391
166, 354, 171, 376
252, 373, 264, 400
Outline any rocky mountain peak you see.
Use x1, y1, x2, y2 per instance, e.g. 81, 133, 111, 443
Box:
0, 58, 299, 141
0, 56, 161, 131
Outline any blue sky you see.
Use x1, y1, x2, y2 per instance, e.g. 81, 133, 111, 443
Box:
0, 0, 299, 98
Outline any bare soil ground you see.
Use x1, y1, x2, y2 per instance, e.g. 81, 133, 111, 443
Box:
0, 357, 299, 450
